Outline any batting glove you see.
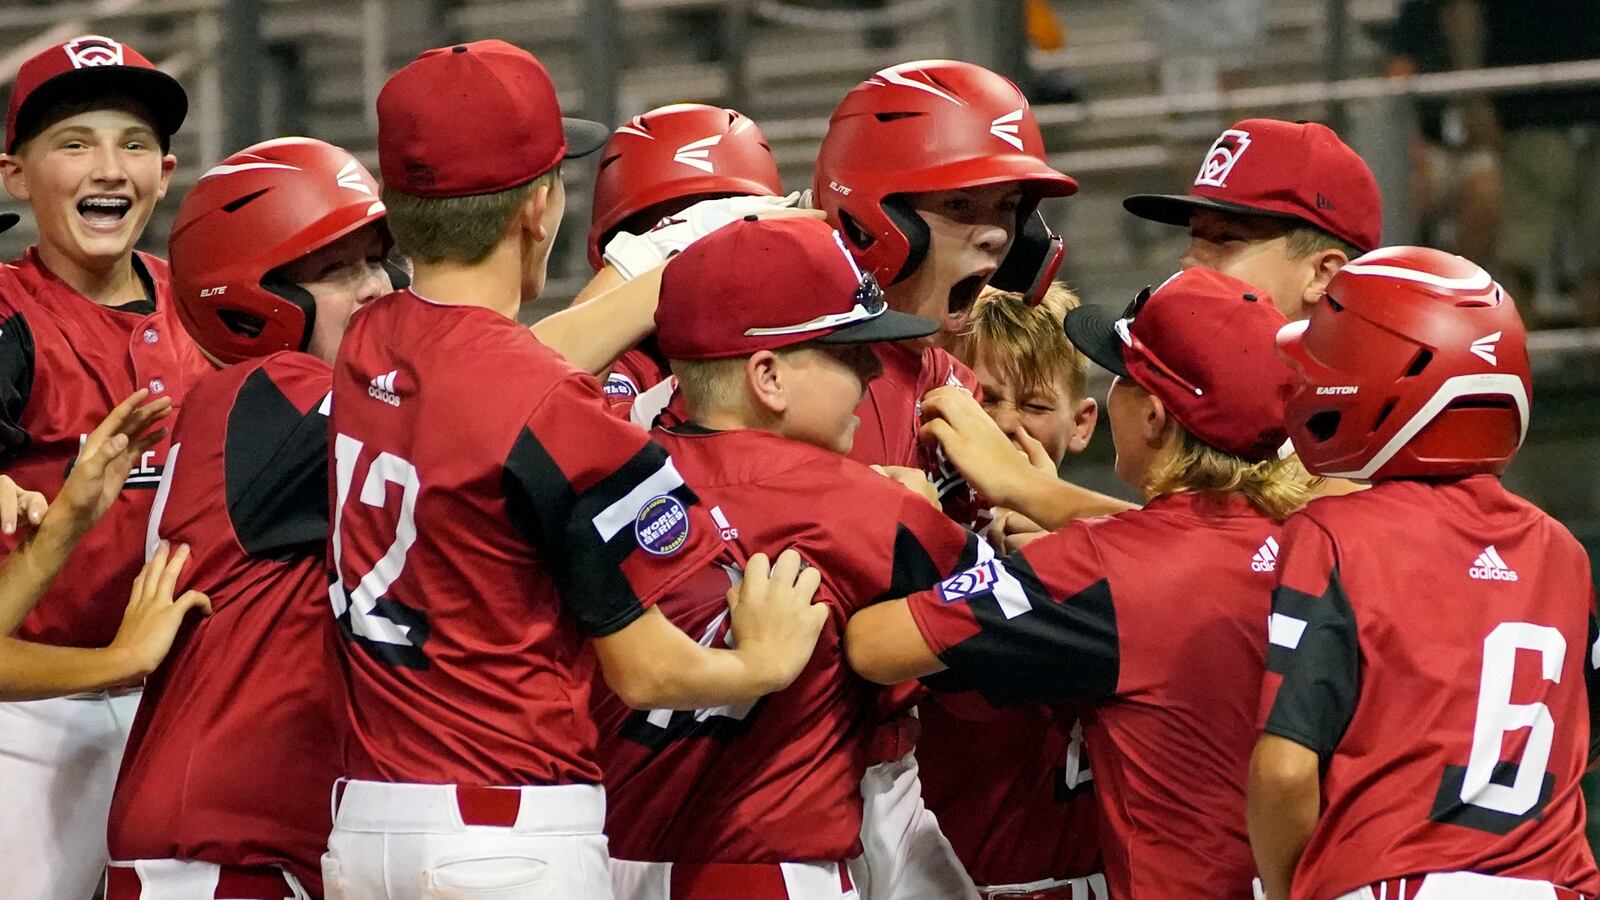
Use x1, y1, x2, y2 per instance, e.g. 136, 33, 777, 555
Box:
602, 192, 802, 280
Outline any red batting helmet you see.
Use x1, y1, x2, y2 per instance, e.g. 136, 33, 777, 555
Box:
588, 103, 783, 270
1276, 246, 1531, 481
170, 137, 390, 365
813, 60, 1078, 285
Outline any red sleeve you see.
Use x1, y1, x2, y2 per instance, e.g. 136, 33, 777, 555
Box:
503, 373, 726, 636
864, 483, 984, 615
1259, 514, 1361, 759
905, 522, 1121, 706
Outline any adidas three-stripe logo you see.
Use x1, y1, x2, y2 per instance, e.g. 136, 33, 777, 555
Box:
1469, 545, 1518, 582
1251, 536, 1279, 573
367, 369, 401, 406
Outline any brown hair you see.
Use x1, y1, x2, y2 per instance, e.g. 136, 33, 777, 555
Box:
950, 283, 1088, 403
381, 167, 557, 265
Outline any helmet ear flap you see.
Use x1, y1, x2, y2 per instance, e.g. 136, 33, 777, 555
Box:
881, 196, 929, 284
261, 278, 319, 353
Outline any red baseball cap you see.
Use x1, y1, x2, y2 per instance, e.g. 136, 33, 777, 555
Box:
6, 35, 187, 153
656, 216, 938, 361
1064, 268, 1297, 461
377, 40, 607, 198
1123, 118, 1381, 253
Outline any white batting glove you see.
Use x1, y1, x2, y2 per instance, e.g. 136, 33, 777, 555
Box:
602, 192, 802, 280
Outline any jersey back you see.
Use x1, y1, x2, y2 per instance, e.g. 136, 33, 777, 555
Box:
1261, 476, 1600, 899
596, 425, 981, 864
110, 352, 335, 893
330, 291, 724, 787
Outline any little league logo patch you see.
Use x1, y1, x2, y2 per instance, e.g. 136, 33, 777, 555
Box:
64, 36, 126, 69
936, 560, 1001, 605
603, 373, 639, 399
1194, 129, 1252, 188
635, 494, 690, 557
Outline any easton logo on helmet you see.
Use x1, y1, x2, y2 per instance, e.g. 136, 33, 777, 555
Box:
635, 494, 690, 556
63, 36, 125, 69
673, 135, 722, 173
989, 109, 1025, 151
1195, 129, 1252, 188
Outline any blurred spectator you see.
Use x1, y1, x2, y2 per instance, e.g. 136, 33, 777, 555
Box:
1481, 0, 1600, 325
1017, 0, 1084, 104
1143, 0, 1267, 135
1387, 0, 1500, 264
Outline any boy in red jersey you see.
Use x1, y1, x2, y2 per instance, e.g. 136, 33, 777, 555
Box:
919, 286, 1105, 899
845, 268, 1310, 898
0, 34, 210, 897
1251, 247, 1600, 900
324, 41, 826, 899
598, 215, 987, 900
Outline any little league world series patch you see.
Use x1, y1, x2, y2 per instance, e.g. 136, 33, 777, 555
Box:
936, 560, 1001, 604
635, 494, 691, 556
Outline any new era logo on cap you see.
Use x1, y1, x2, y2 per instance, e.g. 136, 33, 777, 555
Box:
1195, 129, 1252, 188
1469, 545, 1518, 582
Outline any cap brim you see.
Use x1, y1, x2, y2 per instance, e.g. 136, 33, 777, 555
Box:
1062, 304, 1131, 378
1122, 193, 1303, 228
563, 118, 609, 159
813, 309, 939, 345
0, 213, 17, 235
10, 66, 187, 152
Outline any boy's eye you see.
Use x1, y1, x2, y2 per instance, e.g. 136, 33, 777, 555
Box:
1024, 403, 1055, 414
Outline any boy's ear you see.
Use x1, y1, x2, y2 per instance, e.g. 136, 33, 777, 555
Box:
1143, 391, 1170, 449
1067, 396, 1098, 454
1302, 248, 1350, 310
1, 154, 30, 203
523, 183, 552, 242
745, 351, 786, 415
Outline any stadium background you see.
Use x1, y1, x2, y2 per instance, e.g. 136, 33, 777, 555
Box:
2, 0, 1598, 844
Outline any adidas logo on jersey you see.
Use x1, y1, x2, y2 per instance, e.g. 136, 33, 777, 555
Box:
367, 370, 401, 406
1251, 536, 1279, 573
1469, 545, 1519, 582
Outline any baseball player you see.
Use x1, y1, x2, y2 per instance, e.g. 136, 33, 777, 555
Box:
0, 34, 208, 898
929, 118, 1384, 541
1123, 117, 1380, 321
102, 137, 392, 900
844, 268, 1310, 898
323, 41, 826, 899
0, 391, 203, 700
917, 288, 1106, 900
805, 61, 1081, 900
1251, 248, 1599, 900
585, 103, 783, 413
596, 216, 986, 900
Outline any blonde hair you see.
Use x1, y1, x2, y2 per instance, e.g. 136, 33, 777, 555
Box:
381, 168, 558, 265
951, 283, 1089, 403
670, 356, 747, 417
1144, 424, 1309, 520
1285, 225, 1360, 262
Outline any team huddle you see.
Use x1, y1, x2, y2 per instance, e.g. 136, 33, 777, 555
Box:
0, 28, 1593, 900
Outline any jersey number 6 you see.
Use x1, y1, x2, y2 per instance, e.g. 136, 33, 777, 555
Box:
1430, 621, 1565, 834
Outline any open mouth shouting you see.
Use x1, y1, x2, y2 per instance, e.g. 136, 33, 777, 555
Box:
76, 194, 134, 232
945, 269, 995, 323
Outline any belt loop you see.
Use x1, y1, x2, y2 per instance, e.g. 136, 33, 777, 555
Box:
330, 777, 349, 829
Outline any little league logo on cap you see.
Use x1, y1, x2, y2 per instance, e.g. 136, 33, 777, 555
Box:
635, 495, 691, 557
1194, 129, 1251, 188
63, 36, 125, 68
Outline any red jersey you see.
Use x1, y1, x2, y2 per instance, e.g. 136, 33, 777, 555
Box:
595, 425, 981, 863
1260, 476, 1600, 900
603, 341, 670, 418
905, 492, 1281, 898
918, 695, 1101, 886
330, 290, 725, 788
0, 249, 207, 647
849, 342, 980, 522
110, 352, 336, 894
